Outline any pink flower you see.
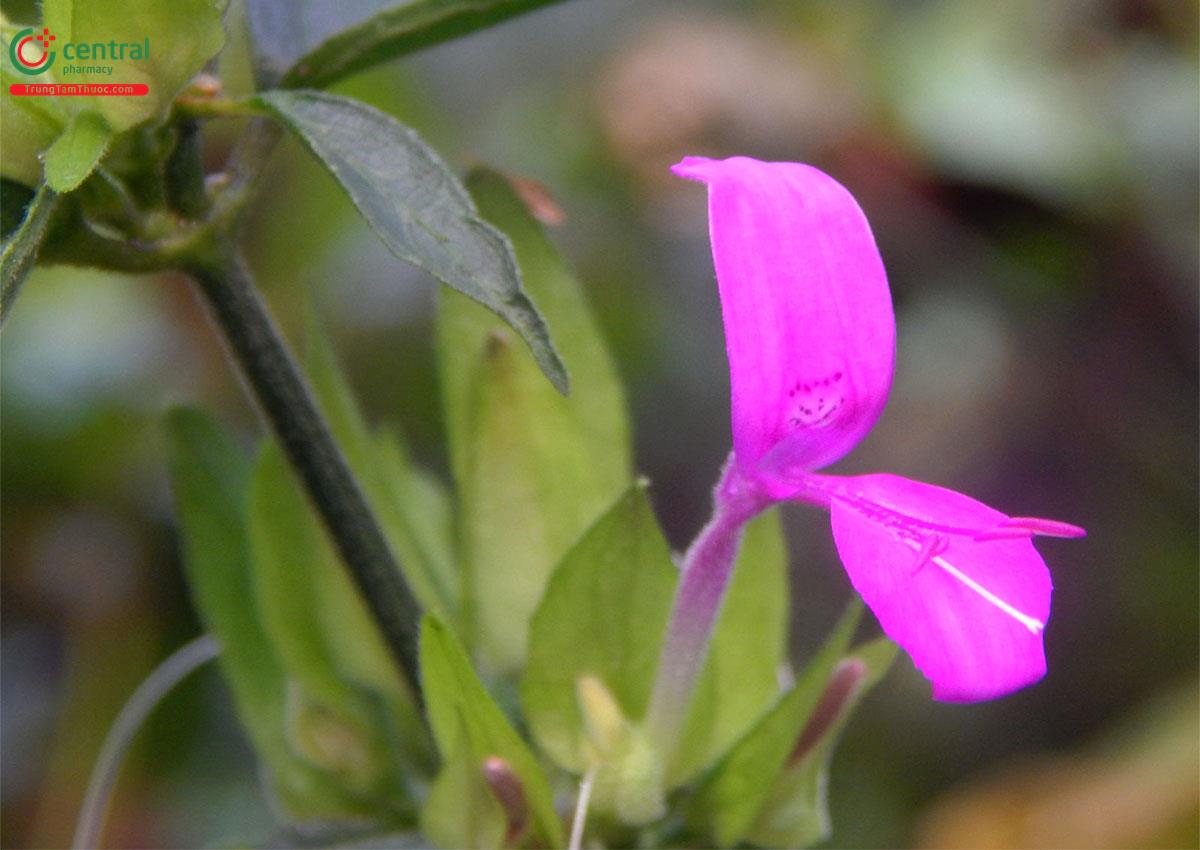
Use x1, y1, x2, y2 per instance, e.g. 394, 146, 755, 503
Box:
650, 157, 1083, 722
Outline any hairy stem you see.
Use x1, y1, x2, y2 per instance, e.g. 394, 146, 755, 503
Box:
187, 252, 423, 698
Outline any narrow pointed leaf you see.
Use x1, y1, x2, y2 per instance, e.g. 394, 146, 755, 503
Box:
264, 0, 561, 90
303, 307, 459, 621
259, 90, 567, 393
249, 443, 380, 702
246, 0, 559, 88
747, 638, 897, 848
420, 615, 564, 847
672, 156, 895, 483
166, 409, 282, 753
421, 714, 507, 850
521, 482, 678, 771
248, 442, 429, 799
689, 601, 863, 847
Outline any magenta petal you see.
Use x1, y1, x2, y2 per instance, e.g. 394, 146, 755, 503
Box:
827, 473, 1054, 702
672, 156, 895, 482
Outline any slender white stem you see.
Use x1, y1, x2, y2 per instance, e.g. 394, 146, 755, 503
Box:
72, 634, 220, 850
568, 767, 599, 850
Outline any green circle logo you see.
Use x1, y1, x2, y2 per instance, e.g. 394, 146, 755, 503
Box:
10, 27, 57, 75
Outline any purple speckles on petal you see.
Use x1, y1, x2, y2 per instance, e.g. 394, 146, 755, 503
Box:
670, 156, 895, 479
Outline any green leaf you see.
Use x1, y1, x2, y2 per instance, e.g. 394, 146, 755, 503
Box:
443, 167, 629, 488
248, 442, 407, 702
420, 615, 564, 847
258, 89, 567, 394
420, 714, 508, 850
1, 19, 66, 186
372, 429, 460, 622
164, 408, 373, 820
276, 0, 563, 90
673, 507, 789, 784
166, 409, 278, 749
247, 443, 428, 800
441, 168, 631, 672
1, 185, 59, 324
689, 601, 864, 847
746, 638, 898, 849
41, 0, 225, 132
43, 111, 112, 192
302, 306, 459, 622
521, 482, 677, 771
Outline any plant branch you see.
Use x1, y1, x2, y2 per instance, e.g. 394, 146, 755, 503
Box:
187, 251, 424, 699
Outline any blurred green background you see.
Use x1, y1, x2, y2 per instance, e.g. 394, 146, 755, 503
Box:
2, 1, 1197, 847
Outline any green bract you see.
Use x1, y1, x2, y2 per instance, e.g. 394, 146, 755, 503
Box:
420, 615, 564, 847
441, 169, 632, 672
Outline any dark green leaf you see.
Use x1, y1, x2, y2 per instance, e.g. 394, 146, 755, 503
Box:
747, 638, 898, 848
277, 0, 561, 90
440, 168, 631, 672
420, 615, 563, 847
164, 408, 372, 820
1, 185, 59, 324
260, 90, 567, 393
521, 482, 677, 771
689, 601, 864, 847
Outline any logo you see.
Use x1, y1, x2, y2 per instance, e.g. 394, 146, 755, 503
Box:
9, 27, 56, 75
6, 26, 152, 96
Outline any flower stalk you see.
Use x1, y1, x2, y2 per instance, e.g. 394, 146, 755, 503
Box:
645, 457, 770, 750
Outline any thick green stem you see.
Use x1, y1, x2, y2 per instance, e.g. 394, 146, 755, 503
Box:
187, 252, 423, 699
